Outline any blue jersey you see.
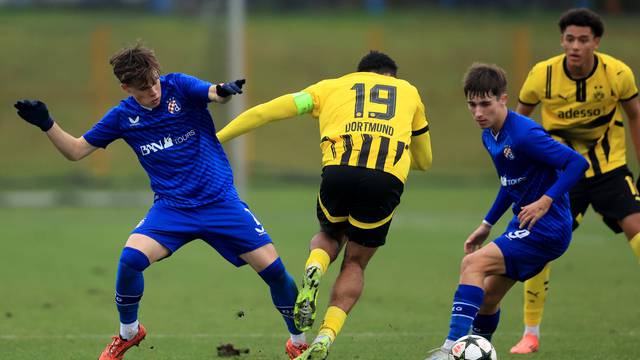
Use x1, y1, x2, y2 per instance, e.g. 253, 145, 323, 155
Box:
83, 73, 238, 208
482, 111, 577, 238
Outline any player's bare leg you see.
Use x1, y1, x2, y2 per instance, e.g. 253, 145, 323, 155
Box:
474, 275, 515, 337
240, 243, 279, 272
479, 275, 515, 314
328, 241, 377, 313
99, 234, 168, 360
295, 231, 345, 331
297, 241, 377, 359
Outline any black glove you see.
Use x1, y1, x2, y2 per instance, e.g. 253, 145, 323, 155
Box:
636, 175, 640, 194
14, 100, 54, 131
216, 79, 246, 97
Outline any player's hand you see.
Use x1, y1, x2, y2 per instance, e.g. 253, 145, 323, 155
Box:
464, 223, 491, 254
518, 195, 553, 230
14, 99, 54, 131
216, 79, 246, 97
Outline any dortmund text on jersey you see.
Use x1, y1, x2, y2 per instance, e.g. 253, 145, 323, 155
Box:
302, 72, 429, 183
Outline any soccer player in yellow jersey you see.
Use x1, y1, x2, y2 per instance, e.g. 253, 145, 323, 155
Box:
513, 8, 640, 354
216, 51, 432, 359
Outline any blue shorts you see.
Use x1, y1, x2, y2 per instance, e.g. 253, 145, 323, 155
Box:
132, 199, 272, 267
493, 218, 571, 281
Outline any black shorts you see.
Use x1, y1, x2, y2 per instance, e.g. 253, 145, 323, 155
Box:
570, 165, 640, 233
316, 165, 404, 247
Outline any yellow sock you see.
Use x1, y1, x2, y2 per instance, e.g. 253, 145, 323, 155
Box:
630, 233, 640, 263
523, 263, 551, 327
317, 306, 347, 342
305, 248, 330, 274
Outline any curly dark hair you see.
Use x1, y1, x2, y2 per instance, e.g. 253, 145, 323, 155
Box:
558, 8, 604, 38
109, 41, 161, 89
357, 51, 398, 76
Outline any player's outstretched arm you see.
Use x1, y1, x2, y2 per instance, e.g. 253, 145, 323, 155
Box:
409, 132, 432, 171
216, 93, 300, 143
47, 124, 98, 161
14, 100, 97, 161
209, 79, 246, 104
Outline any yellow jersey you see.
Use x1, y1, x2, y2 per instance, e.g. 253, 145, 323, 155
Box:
301, 72, 429, 183
519, 52, 638, 177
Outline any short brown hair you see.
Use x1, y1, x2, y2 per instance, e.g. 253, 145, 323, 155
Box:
463, 63, 507, 98
109, 42, 161, 89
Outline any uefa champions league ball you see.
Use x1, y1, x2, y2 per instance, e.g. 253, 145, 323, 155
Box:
449, 335, 497, 360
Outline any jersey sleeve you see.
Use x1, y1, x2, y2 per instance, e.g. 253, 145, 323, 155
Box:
173, 73, 213, 106
412, 96, 429, 136
518, 127, 573, 168
518, 126, 588, 199
616, 62, 639, 101
484, 186, 512, 225
216, 94, 299, 143
518, 64, 545, 106
301, 81, 325, 118
83, 108, 122, 148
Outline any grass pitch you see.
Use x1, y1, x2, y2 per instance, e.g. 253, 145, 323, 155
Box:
1, 185, 638, 359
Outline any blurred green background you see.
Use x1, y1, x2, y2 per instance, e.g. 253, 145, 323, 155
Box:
1, 2, 640, 359
1, 6, 639, 189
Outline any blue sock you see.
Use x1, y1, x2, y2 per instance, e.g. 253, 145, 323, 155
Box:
258, 257, 301, 335
115, 247, 150, 324
472, 309, 500, 341
447, 284, 484, 341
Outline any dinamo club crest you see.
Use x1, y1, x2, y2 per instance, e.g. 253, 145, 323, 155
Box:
503, 145, 515, 160
167, 97, 181, 114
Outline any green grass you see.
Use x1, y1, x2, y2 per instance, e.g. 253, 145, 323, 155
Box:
1, 185, 639, 359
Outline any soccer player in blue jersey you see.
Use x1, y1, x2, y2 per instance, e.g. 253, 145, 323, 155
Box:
13, 43, 307, 360
424, 63, 588, 360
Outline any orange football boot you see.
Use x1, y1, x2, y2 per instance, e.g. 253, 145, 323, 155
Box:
99, 324, 147, 360
510, 333, 539, 354
285, 338, 309, 359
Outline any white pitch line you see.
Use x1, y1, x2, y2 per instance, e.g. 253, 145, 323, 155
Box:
0, 330, 636, 340
0, 332, 451, 340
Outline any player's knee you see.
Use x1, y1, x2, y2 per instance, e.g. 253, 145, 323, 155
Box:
340, 257, 366, 273
317, 227, 344, 244
119, 247, 151, 272
460, 253, 473, 273
460, 253, 482, 276
342, 247, 374, 270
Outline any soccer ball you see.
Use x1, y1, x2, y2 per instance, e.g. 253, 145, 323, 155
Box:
449, 335, 497, 360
